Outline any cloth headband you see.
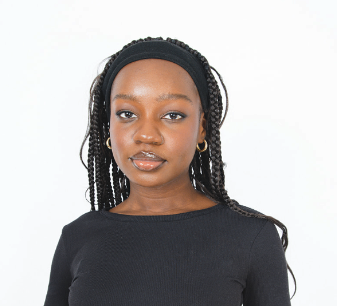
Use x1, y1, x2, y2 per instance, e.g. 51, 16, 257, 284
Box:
102, 40, 209, 121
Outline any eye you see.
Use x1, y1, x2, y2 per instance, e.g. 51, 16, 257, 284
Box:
116, 111, 137, 119
162, 112, 186, 121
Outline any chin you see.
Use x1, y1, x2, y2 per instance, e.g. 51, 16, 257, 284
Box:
130, 177, 169, 188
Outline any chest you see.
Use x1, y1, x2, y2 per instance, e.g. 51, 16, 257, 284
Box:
68, 223, 249, 305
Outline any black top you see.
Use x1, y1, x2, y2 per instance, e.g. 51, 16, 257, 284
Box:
43, 203, 291, 306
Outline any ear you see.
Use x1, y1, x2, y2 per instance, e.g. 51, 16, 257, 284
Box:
197, 112, 207, 143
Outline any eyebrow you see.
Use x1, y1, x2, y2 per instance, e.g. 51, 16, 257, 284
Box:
111, 93, 192, 103
156, 93, 192, 103
112, 94, 138, 102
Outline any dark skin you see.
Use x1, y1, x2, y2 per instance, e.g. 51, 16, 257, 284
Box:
108, 59, 217, 215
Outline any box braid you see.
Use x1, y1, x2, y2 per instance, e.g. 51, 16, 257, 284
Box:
79, 37, 296, 296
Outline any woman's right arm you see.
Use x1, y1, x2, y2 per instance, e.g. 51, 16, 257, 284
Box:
44, 227, 71, 306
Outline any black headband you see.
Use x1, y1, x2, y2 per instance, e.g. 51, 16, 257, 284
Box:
102, 40, 209, 121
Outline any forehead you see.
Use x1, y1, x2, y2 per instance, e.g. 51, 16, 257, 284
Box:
110, 58, 199, 97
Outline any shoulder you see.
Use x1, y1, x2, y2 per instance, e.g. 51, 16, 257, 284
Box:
234, 202, 283, 252
235, 202, 281, 239
51, 210, 107, 260
231, 200, 263, 215
64, 210, 103, 227
220, 200, 267, 228
61, 210, 106, 241
218, 200, 281, 247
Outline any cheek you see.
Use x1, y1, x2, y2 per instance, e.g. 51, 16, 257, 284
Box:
109, 126, 132, 163
166, 123, 199, 163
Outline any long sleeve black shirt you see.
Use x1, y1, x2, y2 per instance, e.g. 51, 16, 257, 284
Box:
44, 202, 291, 306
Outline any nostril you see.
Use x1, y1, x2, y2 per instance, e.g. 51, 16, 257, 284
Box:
133, 131, 164, 145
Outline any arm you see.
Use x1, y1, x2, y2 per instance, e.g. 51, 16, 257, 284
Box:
243, 221, 291, 306
43, 227, 72, 306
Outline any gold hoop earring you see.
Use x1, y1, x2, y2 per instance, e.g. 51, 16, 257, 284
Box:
106, 137, 111, 149
196, 139, 207, 152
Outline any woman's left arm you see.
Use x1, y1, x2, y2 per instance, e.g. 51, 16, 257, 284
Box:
243, 220, 291, 306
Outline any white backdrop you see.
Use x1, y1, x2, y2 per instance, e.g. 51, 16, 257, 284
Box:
1, 0, 336, 305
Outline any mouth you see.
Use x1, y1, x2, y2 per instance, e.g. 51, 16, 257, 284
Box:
131, 159, 166, 171
129, 151, 166, 171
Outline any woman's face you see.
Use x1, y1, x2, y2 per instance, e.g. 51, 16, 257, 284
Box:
109, 58, 206, 188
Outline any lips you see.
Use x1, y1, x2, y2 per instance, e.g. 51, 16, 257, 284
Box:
130, 151, 166, 171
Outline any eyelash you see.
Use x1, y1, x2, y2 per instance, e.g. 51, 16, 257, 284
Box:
116, 111, 186, 121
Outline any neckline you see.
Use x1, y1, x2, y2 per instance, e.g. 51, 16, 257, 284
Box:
100, 202, 225, 222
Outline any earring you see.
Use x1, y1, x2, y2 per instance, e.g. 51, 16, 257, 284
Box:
196, 139, 207, 152
106, 137, 111, 149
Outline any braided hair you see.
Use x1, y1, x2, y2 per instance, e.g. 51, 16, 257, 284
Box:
79, 36, 296, 297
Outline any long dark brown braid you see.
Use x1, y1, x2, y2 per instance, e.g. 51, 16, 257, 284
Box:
79, 36, 296, 297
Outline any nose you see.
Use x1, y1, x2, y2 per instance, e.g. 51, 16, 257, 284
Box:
132, 120, 164, 145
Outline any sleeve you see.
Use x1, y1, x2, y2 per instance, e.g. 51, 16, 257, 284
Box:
243, 221, 291, 306
43, 226, 72, 306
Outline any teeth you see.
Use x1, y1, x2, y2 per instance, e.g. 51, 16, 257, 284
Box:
134, 151, 163, 160
143, 152, 156, 158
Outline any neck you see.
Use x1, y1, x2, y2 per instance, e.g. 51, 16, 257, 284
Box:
115, 172, 215, 215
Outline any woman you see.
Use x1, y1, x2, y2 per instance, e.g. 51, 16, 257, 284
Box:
44, 37, 295, 306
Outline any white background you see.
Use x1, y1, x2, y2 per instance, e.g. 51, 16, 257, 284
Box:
1, 0, 336, 305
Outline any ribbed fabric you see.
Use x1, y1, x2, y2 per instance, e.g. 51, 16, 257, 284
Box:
43, 203, 291, 306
